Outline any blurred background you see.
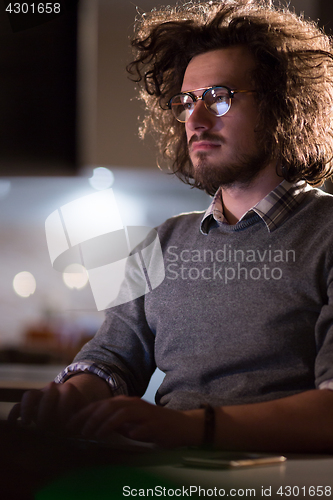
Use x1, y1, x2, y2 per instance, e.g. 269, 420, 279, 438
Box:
0, 0, 332, 408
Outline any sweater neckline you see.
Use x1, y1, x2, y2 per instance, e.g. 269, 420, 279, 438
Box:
213, 213, 262, 233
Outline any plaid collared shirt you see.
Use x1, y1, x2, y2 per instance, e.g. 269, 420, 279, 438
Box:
55, 361, 128, 396
201, 179, 312, 234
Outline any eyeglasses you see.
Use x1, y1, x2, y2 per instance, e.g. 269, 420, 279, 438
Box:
167, 85, 255, 123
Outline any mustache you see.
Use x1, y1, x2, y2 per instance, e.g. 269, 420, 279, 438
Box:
188, 132, 224, 148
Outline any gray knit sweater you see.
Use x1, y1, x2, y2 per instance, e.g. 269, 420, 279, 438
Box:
74, 188, 333, 410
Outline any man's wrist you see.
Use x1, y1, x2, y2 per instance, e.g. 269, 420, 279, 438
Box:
200, 404, 216, 447
64, 373, 113, 402
181, 408, 206, 447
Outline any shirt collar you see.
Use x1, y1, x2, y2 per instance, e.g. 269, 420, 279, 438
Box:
200, 179, 312, 234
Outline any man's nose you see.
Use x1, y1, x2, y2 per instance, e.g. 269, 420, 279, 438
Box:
186, 100, 217, 131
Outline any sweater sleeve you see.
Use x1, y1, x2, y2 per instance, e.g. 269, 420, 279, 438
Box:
70, 291, 156, 398
57, 224, 165, 397
314, 247, 333, 388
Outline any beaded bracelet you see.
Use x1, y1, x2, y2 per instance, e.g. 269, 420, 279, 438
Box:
200, 403, 215, 447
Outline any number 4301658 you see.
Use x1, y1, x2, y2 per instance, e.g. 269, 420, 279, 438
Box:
276, 485, 332, 496
5, 3, 61, 14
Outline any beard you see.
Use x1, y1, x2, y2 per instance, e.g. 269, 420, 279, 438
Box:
188, 133, 272, 196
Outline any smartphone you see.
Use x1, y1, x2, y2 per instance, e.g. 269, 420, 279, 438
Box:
182, 453, 287, 469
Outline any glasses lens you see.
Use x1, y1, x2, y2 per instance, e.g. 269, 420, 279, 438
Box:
170, 94, 195, 122
205, 87, 230, 116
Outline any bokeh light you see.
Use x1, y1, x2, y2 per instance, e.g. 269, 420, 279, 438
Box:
89, 167, 114, 190
62, 263, 89, 290
13, 271, 36, 298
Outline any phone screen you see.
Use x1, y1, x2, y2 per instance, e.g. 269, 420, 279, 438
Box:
182, 453, 287, 469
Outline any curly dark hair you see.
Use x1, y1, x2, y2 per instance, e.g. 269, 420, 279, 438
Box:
127, 0, 333, 194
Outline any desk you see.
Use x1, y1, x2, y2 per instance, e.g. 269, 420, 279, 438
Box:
0, 422, 332, 500
0, 363, 65, 389
142, 452, 333, 499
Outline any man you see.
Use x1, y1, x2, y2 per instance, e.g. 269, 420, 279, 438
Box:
10, 0, 333, 451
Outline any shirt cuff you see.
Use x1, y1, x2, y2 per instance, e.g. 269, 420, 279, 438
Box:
318, 379, 333, 391
54, 361, 128, 396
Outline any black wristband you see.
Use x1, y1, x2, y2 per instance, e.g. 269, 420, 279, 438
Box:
200, 403, 215, 447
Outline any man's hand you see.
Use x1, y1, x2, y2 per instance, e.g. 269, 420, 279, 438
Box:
8, 382, 89, 431
7, 373, 112, 431
66, 396, 204, 448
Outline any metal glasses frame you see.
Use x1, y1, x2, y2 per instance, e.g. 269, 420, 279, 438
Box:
167, 85, 255, 122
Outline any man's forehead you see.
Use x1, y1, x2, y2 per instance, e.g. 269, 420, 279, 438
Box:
181, 46, 256, 91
